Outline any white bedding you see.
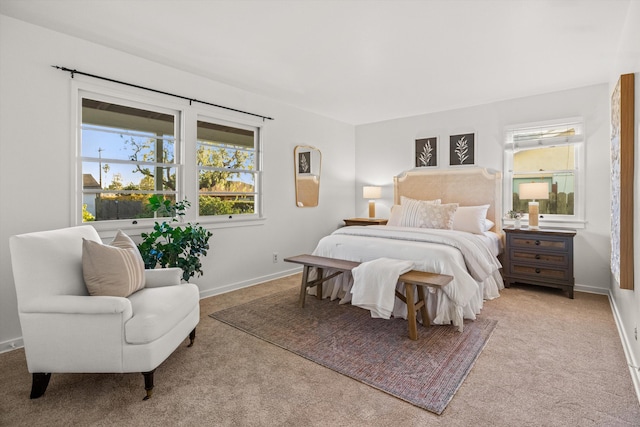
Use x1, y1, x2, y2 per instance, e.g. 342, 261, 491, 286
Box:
310, 225, 504, 332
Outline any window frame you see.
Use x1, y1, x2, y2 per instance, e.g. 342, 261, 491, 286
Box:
195, 114, 262, 223
71, 81, 265, 233
503, 117, 586, 229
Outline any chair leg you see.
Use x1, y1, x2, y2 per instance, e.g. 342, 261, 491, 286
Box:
30, 373, 52, 399
188, 327, 196, 347
142, 370, 155, 400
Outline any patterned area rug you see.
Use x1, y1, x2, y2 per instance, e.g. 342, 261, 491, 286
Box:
210, 290, 497, 415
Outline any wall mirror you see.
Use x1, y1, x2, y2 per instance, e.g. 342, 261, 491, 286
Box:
294, 145, 321, 207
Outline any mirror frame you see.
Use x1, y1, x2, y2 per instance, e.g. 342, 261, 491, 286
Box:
294, 145, 321, 207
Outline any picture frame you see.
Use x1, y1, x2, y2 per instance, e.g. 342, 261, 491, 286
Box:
298, 151, 311, 174
449, 133, 475, 166
415, 137, 437, 167
610, 73, 635, 290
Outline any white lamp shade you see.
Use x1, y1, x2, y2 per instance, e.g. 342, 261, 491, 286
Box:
363, 186, 382, 199
519, 182, 549, 200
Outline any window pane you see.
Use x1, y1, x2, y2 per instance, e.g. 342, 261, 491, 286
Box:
511, 145, 575, 215
197, 119, 257, 217
513, 145, 574, 172
81, 98, 178, 222
199, 195, 255, 216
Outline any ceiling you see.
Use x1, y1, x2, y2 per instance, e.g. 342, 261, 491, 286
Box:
0, 0, 635, 124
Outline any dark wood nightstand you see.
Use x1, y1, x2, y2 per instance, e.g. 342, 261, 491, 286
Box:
503, 227, 576, 299
343, 218, 388, 226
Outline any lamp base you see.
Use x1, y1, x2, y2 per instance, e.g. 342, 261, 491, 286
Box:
528, 201, 540, 229
368, 200, 376, 218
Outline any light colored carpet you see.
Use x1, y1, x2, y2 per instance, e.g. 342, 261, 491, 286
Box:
211, 289, 497, 414
0, 274, 639, 426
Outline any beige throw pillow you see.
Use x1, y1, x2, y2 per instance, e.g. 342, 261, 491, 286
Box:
399, 196, 441, 228
82, 230, 145, 297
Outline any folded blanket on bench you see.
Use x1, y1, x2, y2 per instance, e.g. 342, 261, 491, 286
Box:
351, 257, 414, 319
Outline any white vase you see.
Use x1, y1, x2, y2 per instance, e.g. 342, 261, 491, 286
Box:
514, 219, 521, 229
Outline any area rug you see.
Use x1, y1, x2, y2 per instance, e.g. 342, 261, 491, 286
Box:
209, 290, 497, 415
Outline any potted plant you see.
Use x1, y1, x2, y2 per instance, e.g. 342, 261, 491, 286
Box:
138, 195, 213, 282
505, 210, 523, 229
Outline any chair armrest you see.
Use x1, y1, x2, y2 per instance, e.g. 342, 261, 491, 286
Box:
144, 267, 182, 288
20, 295, 131, 315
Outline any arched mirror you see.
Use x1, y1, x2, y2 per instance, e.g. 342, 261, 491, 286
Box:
294, 145, 321, 207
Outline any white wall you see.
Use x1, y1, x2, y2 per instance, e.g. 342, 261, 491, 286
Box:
608, 0, 640, 399
355, 84, 612, 294
0, 15, 356, 351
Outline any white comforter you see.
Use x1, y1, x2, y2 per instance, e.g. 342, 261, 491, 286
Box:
311, 225, 504, 331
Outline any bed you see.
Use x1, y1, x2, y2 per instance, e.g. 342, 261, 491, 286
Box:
310, 167, 504, 332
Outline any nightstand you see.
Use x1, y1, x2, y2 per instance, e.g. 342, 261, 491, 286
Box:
343, 218, 388, 226
502, 227, 576, 299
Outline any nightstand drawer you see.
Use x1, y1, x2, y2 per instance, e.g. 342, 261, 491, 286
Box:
509, 263, 570, 282
507, 234, 569, 252
510, 249, 568, 267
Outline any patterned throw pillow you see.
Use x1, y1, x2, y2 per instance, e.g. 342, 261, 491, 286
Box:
82, 230, 145, 297
399, 196, 442, 228
419, 203, 459, 229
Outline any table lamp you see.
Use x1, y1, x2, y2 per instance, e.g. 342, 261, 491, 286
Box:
519, 182, 549, 229
363, 186, 382, 218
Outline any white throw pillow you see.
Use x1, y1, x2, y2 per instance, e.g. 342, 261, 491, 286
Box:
452, 204, 490, 234
82, 230, 146, 297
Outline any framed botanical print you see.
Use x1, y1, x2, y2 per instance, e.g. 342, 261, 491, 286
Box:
415, 137, 437, 167
449, 133, 475, 166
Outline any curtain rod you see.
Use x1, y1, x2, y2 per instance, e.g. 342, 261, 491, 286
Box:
52, 65, 274, 121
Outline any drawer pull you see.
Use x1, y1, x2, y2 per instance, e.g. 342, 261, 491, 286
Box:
535, 268, 541, 274
535, 254, 541, 260
535, 240, 541, 246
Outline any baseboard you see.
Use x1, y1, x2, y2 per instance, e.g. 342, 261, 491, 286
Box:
574, 283, 609, 295
0, 337, 24, 354
198, 267, 302, 300
607, 290, 640, 406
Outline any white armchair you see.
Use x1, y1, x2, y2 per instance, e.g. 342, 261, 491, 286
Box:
9, 225, 200, 400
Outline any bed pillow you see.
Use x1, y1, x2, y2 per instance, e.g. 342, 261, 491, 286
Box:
452, 204, 490, 234
483, 219, 495, 232
399, 196, 441, 227
401, 201, 458, 229
387, 204, 403, 226
82, 230, 146, 297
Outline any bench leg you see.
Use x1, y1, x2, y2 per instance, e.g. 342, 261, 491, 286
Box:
315, 268, 324, 301
299, 265, 310, 308
416, 285, 430, 327
405, 283, 418, 340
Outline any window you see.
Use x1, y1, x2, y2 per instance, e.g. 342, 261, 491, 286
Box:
197, 119, 259, 218
75, 85, 263, 228
504, 118, 585, 227
80, 96, 180, 222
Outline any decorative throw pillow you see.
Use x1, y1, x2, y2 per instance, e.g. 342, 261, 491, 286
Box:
82, 230, 145, 297
452, 204, 491, 234
418, 203, 459, 229
399, 196, 441, 228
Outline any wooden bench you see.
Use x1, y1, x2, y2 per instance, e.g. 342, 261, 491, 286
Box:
284, 254, 454, 340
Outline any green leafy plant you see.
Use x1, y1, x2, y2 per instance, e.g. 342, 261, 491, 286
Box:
138, 195, 213, 282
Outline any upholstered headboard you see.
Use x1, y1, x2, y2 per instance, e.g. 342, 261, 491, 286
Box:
393, 167, 503, 233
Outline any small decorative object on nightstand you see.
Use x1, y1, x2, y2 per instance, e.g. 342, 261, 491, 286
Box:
343, 218, 388, 227
503, 227, 576, 298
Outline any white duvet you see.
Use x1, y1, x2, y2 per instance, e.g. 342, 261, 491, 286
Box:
310, 225, 504, 332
